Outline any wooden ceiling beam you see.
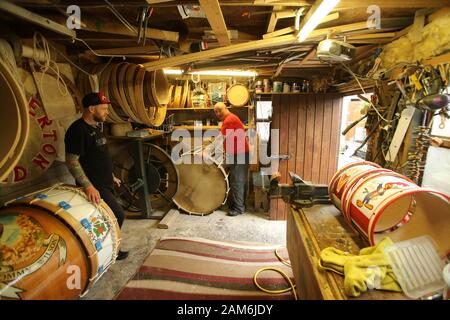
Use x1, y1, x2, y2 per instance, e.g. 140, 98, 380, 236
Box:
346, 32, 396, 40
298, 48, 316, 66
198, 0, 231, 46
84, 44, 160, 56
267, 5, 284, 33
263, 12, 340, 39
0, 1, 75, 37
141, 19, 397, 71
336, 0, 450, 9
45, 13, 179, 42
252, 0, 310, 6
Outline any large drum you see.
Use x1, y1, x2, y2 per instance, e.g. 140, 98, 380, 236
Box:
0, 58, 29, 182
329, 161, 450, 257
173, 153, 229, 216
226, 84, 250, 107
0, 185, 121, 299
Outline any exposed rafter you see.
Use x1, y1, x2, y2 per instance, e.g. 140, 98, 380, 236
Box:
198, 0, 231, 46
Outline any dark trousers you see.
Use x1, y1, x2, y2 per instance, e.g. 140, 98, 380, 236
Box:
226, 153, 249, 213
97, 186, 125, 228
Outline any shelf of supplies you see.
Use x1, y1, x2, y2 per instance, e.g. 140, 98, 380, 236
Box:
166, 106, 252, 111
256, 92, 312, 95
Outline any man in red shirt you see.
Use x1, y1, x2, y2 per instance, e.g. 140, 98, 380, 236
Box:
214, 102, 249, 216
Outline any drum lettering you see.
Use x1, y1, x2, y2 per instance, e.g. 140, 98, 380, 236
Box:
42, 144, 57, 155
37, 116, 53, 129
32, 153, 50, 170
43, 130, 58, 141
13, 166, 27, 182
28, 98, 40, 117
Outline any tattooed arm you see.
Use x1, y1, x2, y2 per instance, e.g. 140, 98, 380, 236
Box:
65, 152, 100, 204
65, 153, 92, 188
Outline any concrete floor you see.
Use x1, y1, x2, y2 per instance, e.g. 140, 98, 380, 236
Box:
82, 209, 286, 300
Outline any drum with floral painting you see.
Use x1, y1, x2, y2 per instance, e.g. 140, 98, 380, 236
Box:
0, 184, 121, 299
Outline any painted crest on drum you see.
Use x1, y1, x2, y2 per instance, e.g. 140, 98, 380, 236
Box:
80, 213, 111, 251
0, 214, 67, 299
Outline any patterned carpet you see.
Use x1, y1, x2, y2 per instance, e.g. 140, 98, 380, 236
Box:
116, 236, 295, 300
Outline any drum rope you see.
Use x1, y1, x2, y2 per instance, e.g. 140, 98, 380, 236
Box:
32, 32, 69, 98
253, 248, 297, 300
0, 39, 21, 83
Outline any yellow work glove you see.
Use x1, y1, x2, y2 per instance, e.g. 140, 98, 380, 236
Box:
319, 237, 402, 297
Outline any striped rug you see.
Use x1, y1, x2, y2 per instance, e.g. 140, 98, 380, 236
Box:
116, 236, 296, 300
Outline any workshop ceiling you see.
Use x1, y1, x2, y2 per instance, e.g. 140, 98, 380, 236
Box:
4, 0, 449, 77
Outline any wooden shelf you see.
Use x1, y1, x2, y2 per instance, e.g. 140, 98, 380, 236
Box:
173, 125, 252, 130
256, 92, 312, 95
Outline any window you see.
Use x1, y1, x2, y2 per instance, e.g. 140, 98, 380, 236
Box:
256, 101, 272, 142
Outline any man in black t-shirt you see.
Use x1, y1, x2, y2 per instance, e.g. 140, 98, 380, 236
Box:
64, 92, 128, 260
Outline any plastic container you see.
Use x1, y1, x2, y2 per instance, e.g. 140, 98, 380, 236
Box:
384, 235, 446, 299
273, 81, 282, 93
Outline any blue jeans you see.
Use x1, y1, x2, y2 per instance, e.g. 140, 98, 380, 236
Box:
226, 153, 249, 213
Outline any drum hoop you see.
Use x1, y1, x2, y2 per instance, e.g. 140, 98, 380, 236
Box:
328, 161, 381, 197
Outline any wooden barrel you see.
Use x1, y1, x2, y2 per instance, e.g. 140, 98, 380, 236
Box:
330, 162, 450, 257
0, 60, 29, 182
226, 84, 249, 107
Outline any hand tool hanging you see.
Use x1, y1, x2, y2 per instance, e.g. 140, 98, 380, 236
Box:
137, 6, 153, 46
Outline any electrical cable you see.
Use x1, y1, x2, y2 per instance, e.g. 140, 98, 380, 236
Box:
253, 248, 297, 300
341, 62, 394, 123
32, 32, 69, 97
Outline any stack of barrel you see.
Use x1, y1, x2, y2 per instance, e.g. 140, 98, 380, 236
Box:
77, 63, 170, 126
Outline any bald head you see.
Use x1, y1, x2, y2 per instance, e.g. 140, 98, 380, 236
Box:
214, 102, 230, 121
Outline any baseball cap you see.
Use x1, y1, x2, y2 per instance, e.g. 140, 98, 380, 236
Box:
82, 92, 111, 108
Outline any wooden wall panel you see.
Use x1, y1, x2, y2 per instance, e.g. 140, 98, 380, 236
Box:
270, 93, 343, 220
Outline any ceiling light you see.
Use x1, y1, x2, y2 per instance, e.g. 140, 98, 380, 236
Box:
298, 0, 340, 42
163, 69, 184, 75
189, 70, 257, 77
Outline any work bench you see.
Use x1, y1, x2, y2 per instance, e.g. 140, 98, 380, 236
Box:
286, 204, 407, 300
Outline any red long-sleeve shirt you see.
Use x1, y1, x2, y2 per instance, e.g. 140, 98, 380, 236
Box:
220, 113, 249, 154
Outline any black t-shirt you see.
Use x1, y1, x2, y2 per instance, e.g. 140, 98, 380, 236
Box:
64, 118, 113, 188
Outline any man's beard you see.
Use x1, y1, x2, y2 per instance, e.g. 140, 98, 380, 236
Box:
93, 114, 105, 122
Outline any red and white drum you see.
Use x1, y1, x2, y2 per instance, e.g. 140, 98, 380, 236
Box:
330, 162, 450, 257
328, 161, 384, 213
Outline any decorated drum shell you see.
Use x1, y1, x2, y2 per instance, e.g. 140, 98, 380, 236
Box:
328, 161, 381, 212
0, 205, 89, 300
3, 185, 121, 297
343, 171, 450, 257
